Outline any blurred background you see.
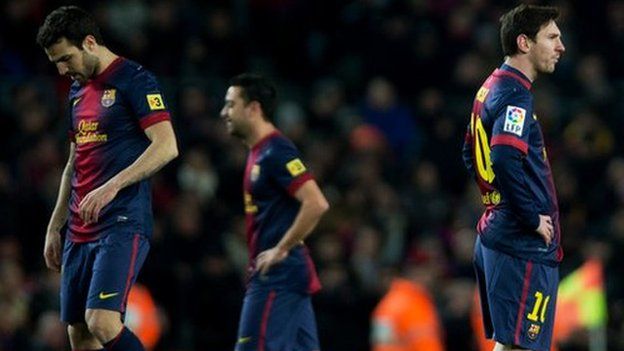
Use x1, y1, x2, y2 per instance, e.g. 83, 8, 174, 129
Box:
1, 0, 623, 350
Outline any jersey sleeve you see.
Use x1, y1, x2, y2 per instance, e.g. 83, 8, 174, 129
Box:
266, 142, 314, 196
489, 90, 539, 230
126, 68, 171, 129
490, 90, 533, 155
462, 123, 475, 176
491, 145, 540, 230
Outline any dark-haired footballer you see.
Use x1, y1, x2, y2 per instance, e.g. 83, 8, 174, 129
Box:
462, 4, 565, 351
37, 6, 178, 351
221, 73, 329, 351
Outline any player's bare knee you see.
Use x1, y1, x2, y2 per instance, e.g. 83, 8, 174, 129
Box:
67, 323, 101, 349
85, 309, 123, 341
67, 323, 87, 340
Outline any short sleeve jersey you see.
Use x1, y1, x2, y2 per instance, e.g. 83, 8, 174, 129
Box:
243, 131, 321, 294
464, 64, 562, 265
66, 57, 171, 242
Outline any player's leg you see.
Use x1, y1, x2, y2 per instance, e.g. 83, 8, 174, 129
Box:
235, 288, 313, 351
481, 244, 558, 351
85, 308, 143, 349
263, 290, 315, 351
473, 236, 494, 339
61, 239, 104, 350
235, 288, 274, 351
85, 231, 149, 350
294, 296, 320, 351
67, 323, 102, 350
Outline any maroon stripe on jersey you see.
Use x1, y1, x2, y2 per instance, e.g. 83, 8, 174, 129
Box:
139, 111, 171, 130
491, 135, 529, 154
244, 148, 261, 263
69, 82, 107, 240
304, 246, 322, 294
477, 208, 494, 234
259, 290, 276, 351
514, 261, 533, 345
120, 234, 140, 312
287, 173, 313, 196
93, 57, 124, 83
493, 69, 532, 90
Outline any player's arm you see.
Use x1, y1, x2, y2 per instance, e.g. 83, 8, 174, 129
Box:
462, 123, 475, 175
44, 142, 76, 272
79, 121, 178, 224
256, 180, 329, 274
489, 93, 553, 243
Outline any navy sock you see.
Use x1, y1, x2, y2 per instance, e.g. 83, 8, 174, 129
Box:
103, 327, 145, 351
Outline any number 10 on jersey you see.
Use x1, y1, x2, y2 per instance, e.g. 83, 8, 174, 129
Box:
471, 113, 495, 184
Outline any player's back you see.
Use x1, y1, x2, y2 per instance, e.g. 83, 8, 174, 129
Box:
463, 64, 562, 265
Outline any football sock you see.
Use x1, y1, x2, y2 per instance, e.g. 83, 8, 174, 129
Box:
103, 327, 145, 351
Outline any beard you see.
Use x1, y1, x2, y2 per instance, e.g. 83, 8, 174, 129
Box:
226, 119, 250, 140
72, 50, 100, 85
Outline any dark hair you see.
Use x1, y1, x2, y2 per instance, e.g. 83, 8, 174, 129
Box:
36, 6, 104, 49
229, 73, 277, 122
500, 4, 559, 56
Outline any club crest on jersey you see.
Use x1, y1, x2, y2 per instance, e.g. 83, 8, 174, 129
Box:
101, 89, 116, 108
504, 105, 526, 136
251, 165, 260, 182
527, 323, 541, 340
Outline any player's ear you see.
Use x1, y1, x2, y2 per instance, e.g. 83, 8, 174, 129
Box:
81, 35, 98, 52
248, 100, 262, 116
516, 34, 531, 54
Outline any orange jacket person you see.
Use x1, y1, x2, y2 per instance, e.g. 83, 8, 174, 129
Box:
371, 277, 444, 351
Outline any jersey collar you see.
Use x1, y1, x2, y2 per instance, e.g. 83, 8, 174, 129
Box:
92, 57, 124, 84
495, 64, 532, 90
251, 130, 280, 152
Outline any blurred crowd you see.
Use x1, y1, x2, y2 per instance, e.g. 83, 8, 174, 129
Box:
1, 0, 624, 350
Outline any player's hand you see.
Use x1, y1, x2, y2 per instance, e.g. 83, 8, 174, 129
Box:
255, 246, 289, 275
79, 181, 119, 224
535, 214, 553, 245
43, 231, 62, 272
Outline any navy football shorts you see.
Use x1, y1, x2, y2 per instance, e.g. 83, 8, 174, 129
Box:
474, 235, 559, 351
235, 287, 320, 351
60, 229, 149, 324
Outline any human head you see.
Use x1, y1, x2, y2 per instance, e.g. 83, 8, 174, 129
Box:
220, 74, 277, 138
37, 6, 104, 84
229, 73, 277, 122
500, 4, 565, 74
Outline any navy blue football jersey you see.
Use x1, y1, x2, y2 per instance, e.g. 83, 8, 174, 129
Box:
462, 64, 562, 265
243, 131, 321, 293
67, 57, 171, 242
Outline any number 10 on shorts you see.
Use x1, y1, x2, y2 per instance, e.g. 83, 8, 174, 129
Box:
527, 291, 550, 323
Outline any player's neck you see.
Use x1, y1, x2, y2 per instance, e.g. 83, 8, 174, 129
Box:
246, 121, 277, 149
504, 56, 537, 82
94, 47, 119, 76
